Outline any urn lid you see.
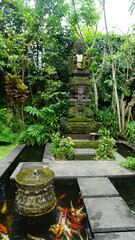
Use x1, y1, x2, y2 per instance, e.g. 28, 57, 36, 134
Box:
15, 167, 54, 186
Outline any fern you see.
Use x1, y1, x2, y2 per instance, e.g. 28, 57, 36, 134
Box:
0, 121, 14, 143
27, 124, 44, 137
24, 106, 41, 117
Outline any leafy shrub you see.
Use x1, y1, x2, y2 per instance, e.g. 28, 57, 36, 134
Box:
0, 121, 14, 143
0, 108, 8, 123
19, 106, 59, 145
120, 157, 135, 170
95, 134, 116, 160
95, 107, 119, 138
125, 121, 135, 144
50, 132, 74, 160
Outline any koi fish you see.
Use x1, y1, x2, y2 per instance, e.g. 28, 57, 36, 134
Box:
27, 234, 46, 240
78, 197, 81, 205
0, 223, 8, 234
58, 194, 66, 201
6, 214, 13, 234
68, 223, 85, 230
0, 232, 9, 240
56, 217, 65, 238
1, 202, 7, 214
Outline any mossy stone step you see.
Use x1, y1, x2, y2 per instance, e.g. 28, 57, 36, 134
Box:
73, 141, 99, 149
74, 148, 96, 160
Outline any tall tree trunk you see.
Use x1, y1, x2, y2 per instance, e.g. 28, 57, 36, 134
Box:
111, 53, 122, 133
93, 72, 98, 111
103, 0, 122, 133
21, 102, 24, 123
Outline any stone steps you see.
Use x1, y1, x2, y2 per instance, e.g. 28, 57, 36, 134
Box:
77, 177, 135, 239
74, 148, 96, 160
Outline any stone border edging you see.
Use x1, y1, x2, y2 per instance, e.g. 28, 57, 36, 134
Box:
0, 144, 26, 178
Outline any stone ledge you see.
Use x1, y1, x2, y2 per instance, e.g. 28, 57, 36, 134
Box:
94, 232, 135, 240
0, 144, 26, 178
84, 197, 135, 233
77, 177, 119, 198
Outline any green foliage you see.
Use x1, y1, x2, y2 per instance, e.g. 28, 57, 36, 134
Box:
95, 133, 116, 160
120, 157, 135, 170
19, 105, 59, 145
129, 0, 135, 14
50, 132, 74, 160
0, 108, 10, 125
24, 106, 41, 117
0, 142, 18, 161
95, 108, 119, 138
0, 121, 14, 143
125, 121, 135, 144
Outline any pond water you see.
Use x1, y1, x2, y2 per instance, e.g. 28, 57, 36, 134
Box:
2, 145, 45, 180
112, 178, 135, 213
0, 179, 92, 240
116, 143, 135, 158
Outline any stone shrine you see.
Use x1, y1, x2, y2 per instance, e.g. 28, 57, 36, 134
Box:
61, 39, 101, 138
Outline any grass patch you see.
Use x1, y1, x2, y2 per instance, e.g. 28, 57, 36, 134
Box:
0, 142, 18, 161
120, 157, 135, 170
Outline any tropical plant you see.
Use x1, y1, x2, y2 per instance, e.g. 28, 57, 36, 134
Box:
50, 132, 74, 160
125, 121, 135, 144
19, 105, 59, 145
95, 107, 119, 138
120, 157, 135, 170
0, 121, 14, 143
95, 133, 116, 160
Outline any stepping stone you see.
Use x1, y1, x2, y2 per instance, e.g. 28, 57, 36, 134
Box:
78, 177, 119, 198
11, 160, 134, 179
74, 148, 96, 160
74, 148, 96, 155
84, 197, 135, 233
94, 232, 135, 240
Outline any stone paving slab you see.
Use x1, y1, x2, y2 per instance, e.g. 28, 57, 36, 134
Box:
84, 197, 135, 233
49, 161, 134, 178
42, 143, 54, 161
77, 177, 119, 198
10, 160, 135, 179
74, 148, 96, 155
114, 151, 126, 163
94, 232, 135, 240
0, 144, 26, 178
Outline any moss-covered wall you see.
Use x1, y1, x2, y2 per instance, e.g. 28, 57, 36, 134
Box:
68, 105, 94, 118
73, 141, 99, 149
61, 120, 102, 134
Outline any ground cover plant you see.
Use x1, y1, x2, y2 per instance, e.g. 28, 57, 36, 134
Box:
0, 142, 18, 161
120, 157, 135, 170
95, 129, 116, 160
50, 132, 74, 160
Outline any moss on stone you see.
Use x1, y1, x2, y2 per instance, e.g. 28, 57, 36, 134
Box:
73, 142, 99, 149
74, 155, 95, 160
61, 121, 101, 134
68, 105, 94, 118
71, 77, 90, 86
68, 116, 92, 122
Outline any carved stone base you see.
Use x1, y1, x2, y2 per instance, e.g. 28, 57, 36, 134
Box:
61, 119, 102, 134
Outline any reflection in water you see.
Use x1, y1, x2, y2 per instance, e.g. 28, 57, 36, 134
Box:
116, 143, 134, 158
112, 178, 135, 212
0, 180, 92, 240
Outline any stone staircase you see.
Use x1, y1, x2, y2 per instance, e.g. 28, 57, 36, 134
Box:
73, 139, 98, 160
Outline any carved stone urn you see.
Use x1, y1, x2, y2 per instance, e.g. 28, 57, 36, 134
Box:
15, 168, 57, 217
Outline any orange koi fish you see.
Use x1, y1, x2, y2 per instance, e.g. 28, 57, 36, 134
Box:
1, 202, 7, 214
58, 194, 66, 201
0, 223, 8, 234
69, 223, 85, 230
56, 217, 65, 238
